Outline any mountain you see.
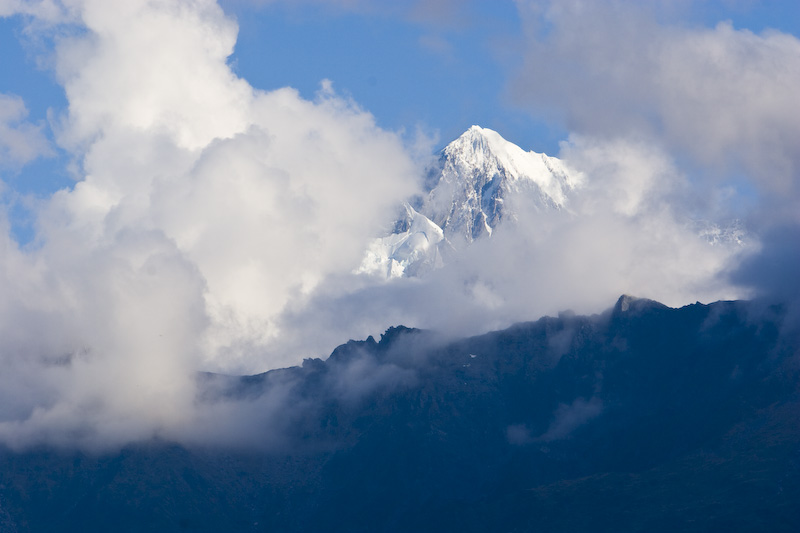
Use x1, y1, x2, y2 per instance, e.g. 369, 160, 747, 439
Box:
359, 126, 747, 280
359, 126, 581, 278
1, 296, 798, 532
420, 125, 579, 245
357, 202, 449, 278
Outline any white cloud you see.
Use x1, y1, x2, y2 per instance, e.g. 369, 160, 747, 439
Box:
0, 93, 52, 168
510, 0, 800, 312
513, 0, 800, 211
0, 0, 420, 448
52, 0, 252, 151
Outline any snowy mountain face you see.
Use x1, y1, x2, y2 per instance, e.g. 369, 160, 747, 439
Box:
358, 203, 448, 278
420, 125, 578, 246
359, 126, 580, 278
694, 219, 746, 246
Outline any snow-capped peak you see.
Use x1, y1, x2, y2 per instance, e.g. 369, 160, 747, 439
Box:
445, 126, 579, 205
421, 126, 579, 246
358, 126, 582, 280
357, 203, 447, 278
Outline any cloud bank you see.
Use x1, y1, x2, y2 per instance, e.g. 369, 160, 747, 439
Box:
0, 0, 795, 450
0, 0, 419, 449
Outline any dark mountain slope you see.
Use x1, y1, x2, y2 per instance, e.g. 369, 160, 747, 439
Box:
1, 297, 798, 532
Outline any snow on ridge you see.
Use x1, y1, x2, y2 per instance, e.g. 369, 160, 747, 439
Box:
358, 126, 582, 280
420, 125, 579, 248
357, 203, 446, 279
356, 125, 745, 283
693, 219, 747, 246
443, 125, 578, 207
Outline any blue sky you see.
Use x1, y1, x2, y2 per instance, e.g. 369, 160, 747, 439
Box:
2, 0, 799, 215
225, 0, 800, 156
224, 1, 530, 141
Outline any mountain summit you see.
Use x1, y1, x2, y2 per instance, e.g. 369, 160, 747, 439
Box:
421, 125, 579, 246
359, 126, 581, 278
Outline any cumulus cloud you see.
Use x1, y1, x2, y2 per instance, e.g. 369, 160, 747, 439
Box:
0, 228, 207, 450
0, 0, 419, 449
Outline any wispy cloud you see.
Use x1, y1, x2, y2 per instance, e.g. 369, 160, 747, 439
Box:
0, 93, 52, 169
512, 0, 800, 215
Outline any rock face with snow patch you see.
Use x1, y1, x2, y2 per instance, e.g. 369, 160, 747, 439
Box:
359, 126, 580, 278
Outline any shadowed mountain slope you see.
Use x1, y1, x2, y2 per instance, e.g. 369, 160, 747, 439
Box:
1, 296, 798, 532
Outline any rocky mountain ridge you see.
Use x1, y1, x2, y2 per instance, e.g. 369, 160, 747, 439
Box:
1, 295, 797, 532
